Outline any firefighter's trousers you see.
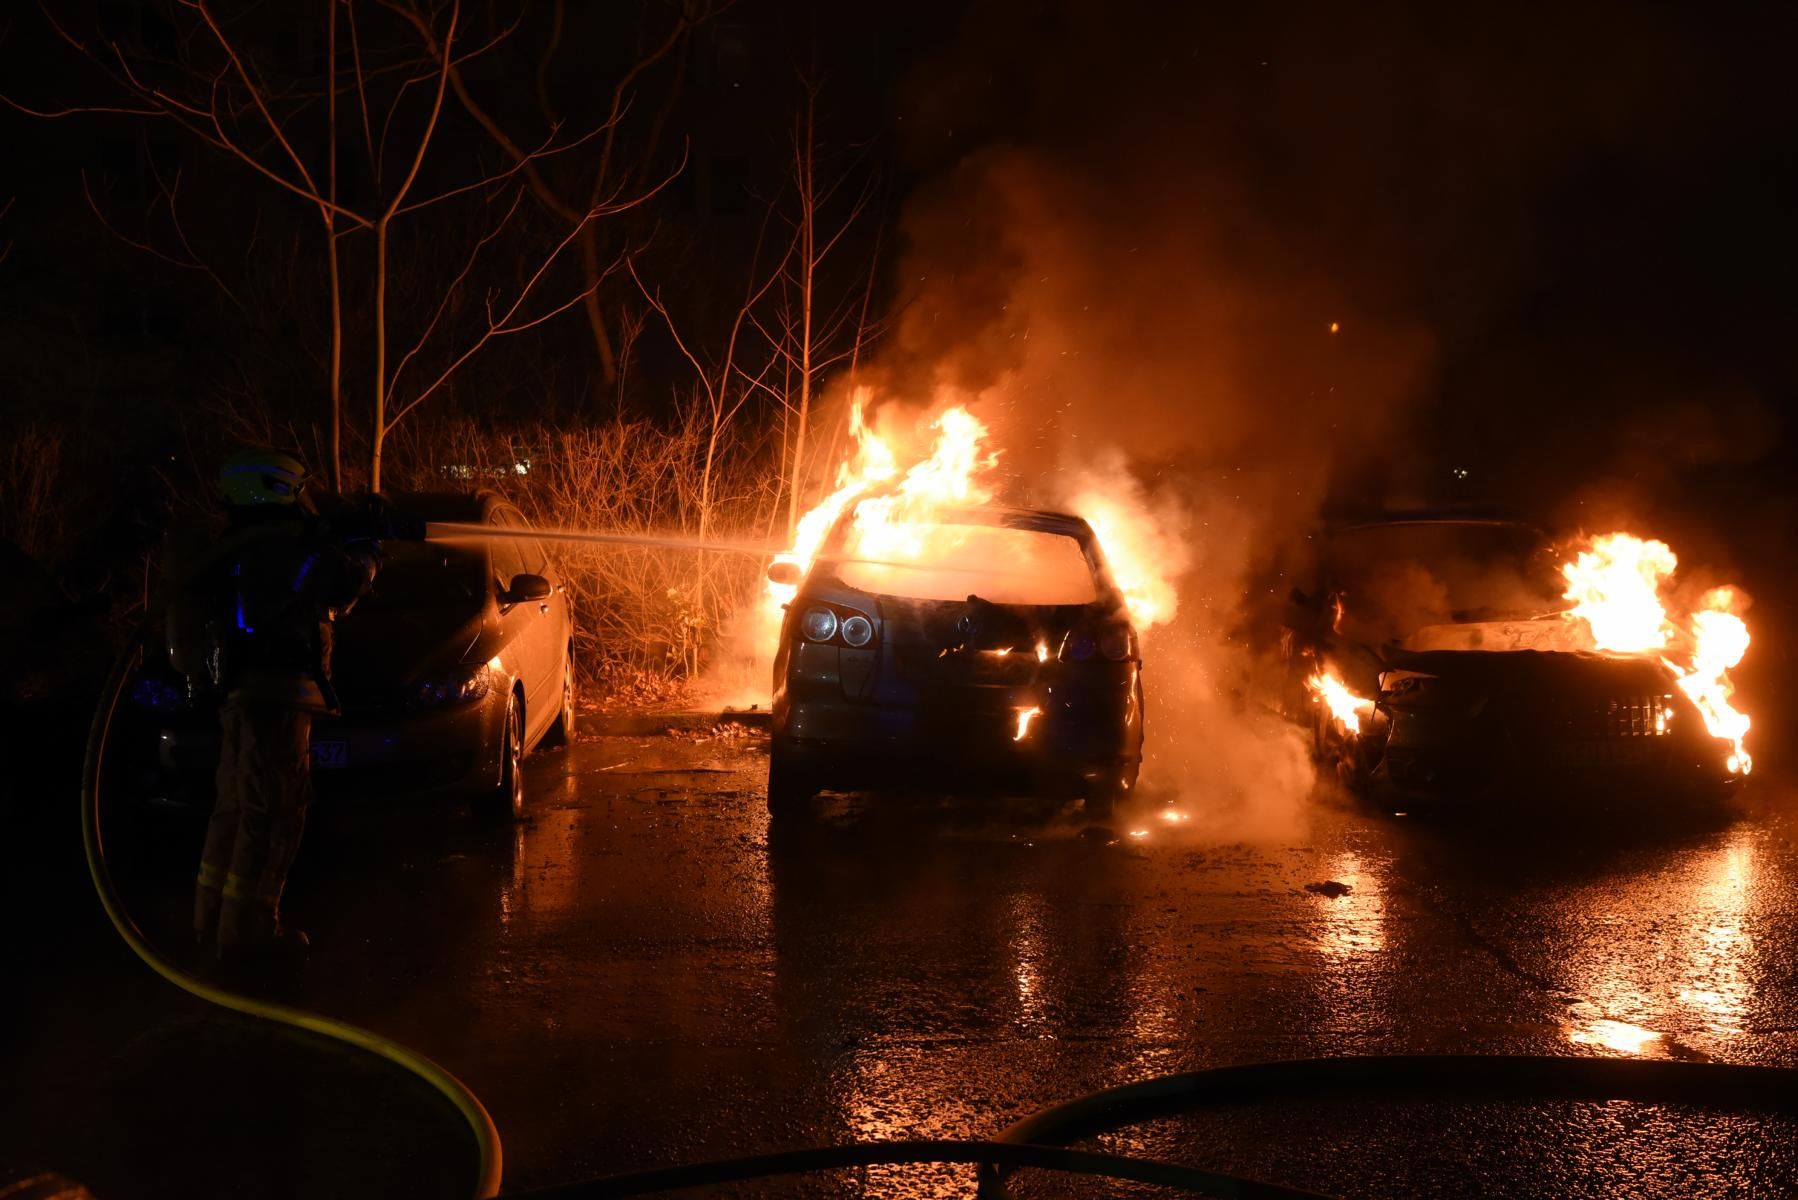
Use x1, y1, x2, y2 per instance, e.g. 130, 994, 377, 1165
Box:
194, 699, 312, 949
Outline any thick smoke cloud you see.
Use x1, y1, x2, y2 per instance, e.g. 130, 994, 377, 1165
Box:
841, 0, 1798, 820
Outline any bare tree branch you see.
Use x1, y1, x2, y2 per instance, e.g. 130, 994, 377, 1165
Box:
379, 1, 456, 221
385, 201, 608, 434
80, 168, 245, 310
344, 0, 379, 186
187, 0, 323, 197
386, 186, 524, 398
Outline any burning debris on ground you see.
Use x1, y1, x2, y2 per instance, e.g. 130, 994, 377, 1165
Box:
6, 2, 1798, 1198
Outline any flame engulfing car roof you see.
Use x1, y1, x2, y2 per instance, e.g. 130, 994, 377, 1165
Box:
817, 503, 1120, 610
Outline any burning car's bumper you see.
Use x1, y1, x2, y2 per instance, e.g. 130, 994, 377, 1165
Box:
775, 672, 1141, 796
1371, 734, 1740, 805
1365, 652, 1741, 806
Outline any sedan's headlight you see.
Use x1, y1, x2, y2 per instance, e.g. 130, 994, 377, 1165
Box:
800, 607, 839, 642
417, 664, 495, 707
840, 614, 874, 647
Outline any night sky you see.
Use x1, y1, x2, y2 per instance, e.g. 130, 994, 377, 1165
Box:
5, 1, 1796, 611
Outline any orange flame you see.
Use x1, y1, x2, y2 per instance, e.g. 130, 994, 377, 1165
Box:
766, 389, 1178, 636
1308, 669, 1374, 736
1061, 453, 1187, 632
1561, 533, 1752, 774
1561, 533, 1678, 653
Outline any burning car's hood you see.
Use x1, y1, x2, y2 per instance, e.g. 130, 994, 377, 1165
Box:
1383, 647, 1674, 694
1401, 616, 1587, 654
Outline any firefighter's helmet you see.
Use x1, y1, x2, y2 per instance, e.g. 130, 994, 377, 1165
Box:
219, 448, 309, 507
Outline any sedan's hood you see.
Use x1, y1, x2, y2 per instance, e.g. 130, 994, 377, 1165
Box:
331, 602, 490, 698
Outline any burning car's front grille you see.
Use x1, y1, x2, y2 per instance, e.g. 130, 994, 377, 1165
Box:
1540, 693, 1675, 740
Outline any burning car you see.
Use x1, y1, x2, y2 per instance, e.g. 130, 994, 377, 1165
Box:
766, 503, 1144, 819
1284, 513, 1748, 805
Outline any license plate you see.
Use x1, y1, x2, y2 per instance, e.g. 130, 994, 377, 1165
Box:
311, 739, 349, 768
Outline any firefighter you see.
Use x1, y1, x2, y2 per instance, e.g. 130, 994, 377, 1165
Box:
182, 448, 381, 962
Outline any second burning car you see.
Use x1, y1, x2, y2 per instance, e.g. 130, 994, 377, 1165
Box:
767, 505, 1144, 819
1284, 513, 1745, 806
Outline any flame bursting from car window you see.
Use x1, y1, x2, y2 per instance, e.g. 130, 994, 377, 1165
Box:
1307, 669, 1375, 736
1562, 532, 1753, 774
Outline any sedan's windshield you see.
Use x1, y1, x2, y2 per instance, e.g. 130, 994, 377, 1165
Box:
831, 520, 1098, 606
358, 543, 488, 611
1324, 522, 1563, 644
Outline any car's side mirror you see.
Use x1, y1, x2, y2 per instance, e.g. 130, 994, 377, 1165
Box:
503, 573, 552, 604
766, 560, 803, 587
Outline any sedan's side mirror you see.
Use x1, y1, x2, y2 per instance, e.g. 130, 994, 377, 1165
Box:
766, 560, 803, 587
503, 573, 552, 604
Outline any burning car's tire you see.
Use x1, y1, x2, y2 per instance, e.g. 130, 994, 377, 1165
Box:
1080, 757, 1139, 819
766, 749, 815, 821
474, 694, 525, 822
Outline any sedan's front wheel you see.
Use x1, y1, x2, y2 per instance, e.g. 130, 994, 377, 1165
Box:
542, 648, 576, 748
474, 694, 525, 822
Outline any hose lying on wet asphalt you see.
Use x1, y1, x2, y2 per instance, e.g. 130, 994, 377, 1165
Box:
503, 1053, 1798, 1198
85, 625, 1798, 1199
508, 1141, 1325, 1198
81, 635, 504, 1198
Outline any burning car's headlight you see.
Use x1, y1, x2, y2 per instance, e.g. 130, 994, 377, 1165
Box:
800, 607, 839, 643
417, 663, 495, 707
1061, 626, 1135, 663
1099, 628, 1136, 662
840, 614, 874, 647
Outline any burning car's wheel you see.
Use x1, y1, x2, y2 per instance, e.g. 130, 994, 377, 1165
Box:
475, 694, 525, 822
766, 749, 815, 822
1081, 758, 1139, 819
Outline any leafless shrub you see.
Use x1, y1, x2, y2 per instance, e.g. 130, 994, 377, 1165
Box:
384, 415, 779, 695
0, 423, 67, 561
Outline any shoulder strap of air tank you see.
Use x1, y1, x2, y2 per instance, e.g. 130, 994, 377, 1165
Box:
151, 515, 314, 610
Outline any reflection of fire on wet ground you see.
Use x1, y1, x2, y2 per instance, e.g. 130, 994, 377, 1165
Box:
1556, 826, 1760, 1061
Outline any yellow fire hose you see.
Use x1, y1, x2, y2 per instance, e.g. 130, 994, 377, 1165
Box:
81, 638, 504, 1198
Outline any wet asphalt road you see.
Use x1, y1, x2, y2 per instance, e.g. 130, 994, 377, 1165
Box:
20, 726, 1798, 1197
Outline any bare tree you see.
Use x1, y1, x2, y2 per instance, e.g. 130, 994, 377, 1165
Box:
397, 0, 719, 403
6, 0, 670, 489
767, 81, 878, 538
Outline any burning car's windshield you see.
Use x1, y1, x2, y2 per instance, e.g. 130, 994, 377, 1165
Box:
831, 520, 1099, 606
1324, 522, 1563, 644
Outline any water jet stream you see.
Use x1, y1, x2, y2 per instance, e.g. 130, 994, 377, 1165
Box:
424, 521, 1043, 580
426, 521, 776, 557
